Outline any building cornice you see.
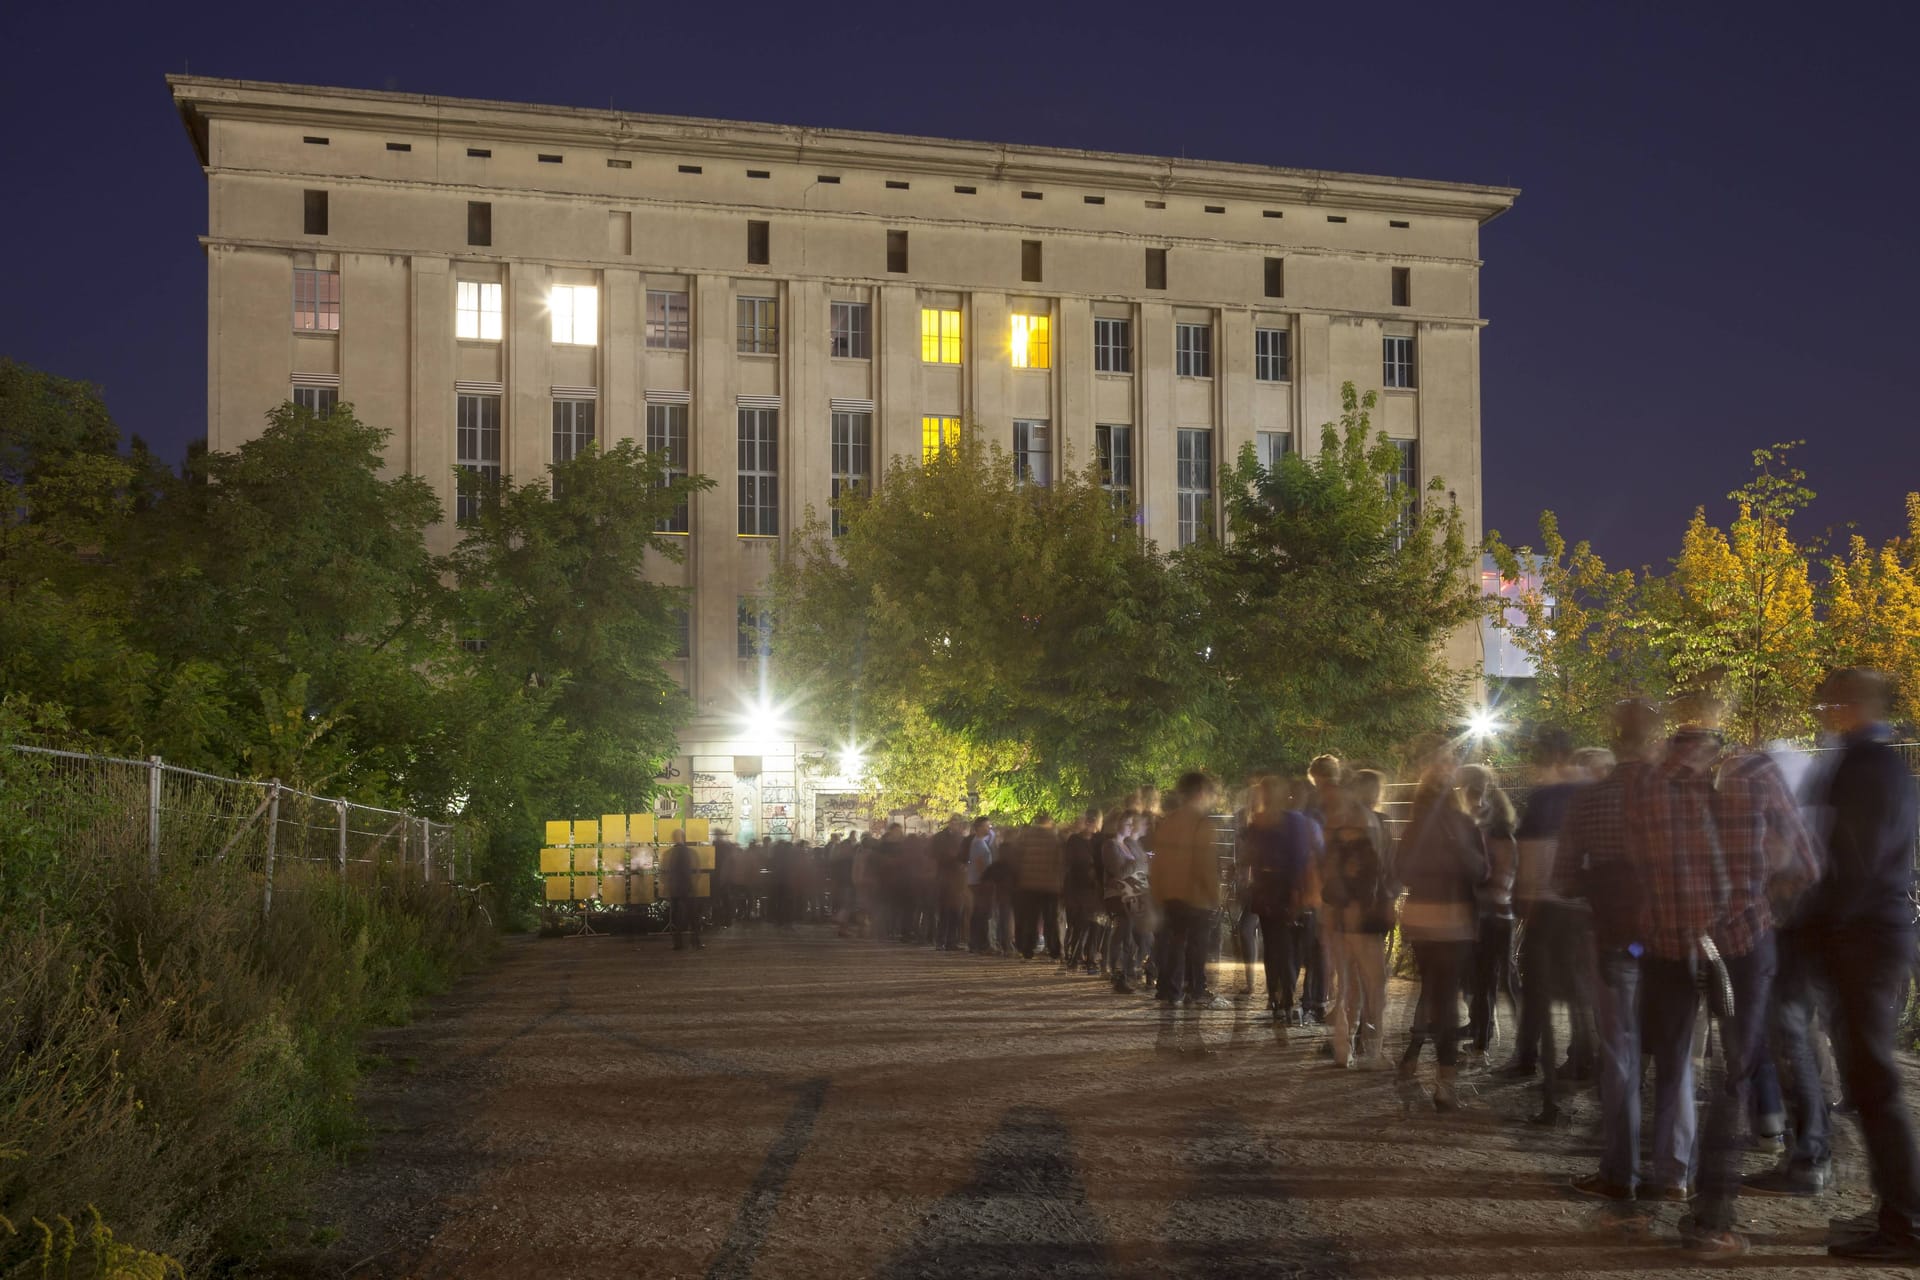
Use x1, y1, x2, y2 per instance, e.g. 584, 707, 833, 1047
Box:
169, 75, 1520, 225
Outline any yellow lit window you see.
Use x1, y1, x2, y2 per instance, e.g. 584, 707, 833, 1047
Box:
922, 415, 961, 461
920, 308, 962, 364
550, 284, 599, 345
1011, 314, 1050, 369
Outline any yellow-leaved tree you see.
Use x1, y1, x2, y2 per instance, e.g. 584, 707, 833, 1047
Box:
1825, 492, 1920, 723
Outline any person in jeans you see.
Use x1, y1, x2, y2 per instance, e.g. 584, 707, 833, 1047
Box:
1395, 753, 1488, 1111
1629, 691, 1818, 1255
1801, 669, 1920, 1261
1149, 771, 1224, 1007
1320, 773, 1395, 1066
1244, 776, 1322, 1025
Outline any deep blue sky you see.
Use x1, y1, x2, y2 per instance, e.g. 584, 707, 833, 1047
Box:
3, 1, 1914, 572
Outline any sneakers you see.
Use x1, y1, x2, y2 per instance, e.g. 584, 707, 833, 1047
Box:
1743, 1160, 1831, 1197
1830, 1230, 1920, 1262
1678, 1214, 1749, 1256
1569, 1173, 1634, 1201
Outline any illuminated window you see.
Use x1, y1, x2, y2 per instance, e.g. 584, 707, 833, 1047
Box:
1383, 336, 1416, 389
1257, 430, 1293, 471
550, 285, 599, 345
1176, 429, 1213, 547
1011, 314, 1050, 369
738, 408, 779, 535
647, 404, 690, 532
830, 411, 871, 537
921, 415, 961, 461
1175, 322, 1212, 377
830, 302, 871, 359
1013, 420, 1051, 485
738, 296, 779, 354
920, 309, 962, 364
292, 269, 340, 332
1094, 318, 1131, 373
552, 399, 595, 464
1254, 327, 1290, 382
292, 385, 336, 415
455, 392, 501, 526
646, 290, 689, 350
456, 281, 502, 341
1096, 424, 1133, 504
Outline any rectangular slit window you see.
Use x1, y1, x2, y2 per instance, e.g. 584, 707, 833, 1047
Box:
538, 153, 562, 164
887, 229, 909, 274
1390, 220, 1410, 229
747, 169, 770, 179
455, 393, 502, 526
467, 201, 492, 247
1176, 429, 1214, 547
1084, 195, 1105, 205
303, 189, 328, 236
304, 135, 329, 145
747, 220, 770, 265
1145, 247, 1167, 291
386, 142, 412, 152
1021, 239, 1042, 283
1021, 190, 1043, 200
1326, 214, 1347, 223
468, 147, 492, 158
817, 174, 841, 184
886, 179, 909, 190
606, 158, 631, 169
679, 164, 703, 174
1263, 209, 1283, 219
1204, 205, 1225, 214
1145, 200, 1166, 210
954, 184, 976, 195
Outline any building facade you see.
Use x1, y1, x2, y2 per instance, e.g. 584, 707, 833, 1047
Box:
171, 76, 1517, 837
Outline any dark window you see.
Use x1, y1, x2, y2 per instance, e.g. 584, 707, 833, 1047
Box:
747, 169, 770, 179
1262, 209, 1283, 219
885, 179, 909, 190
1326, 214, 1347, 223
671, 609, 691, 660
1145, 200, 1166, 210
1264, 257, 1284, 298
1383, 336, 1416, 389
747, 220, 770, 265
737, 409, 779, 536
1084, 195, 1105, 205
606, 158, 631, 169
467, 201, 492, 247
1021, 190, 1043, 200
386, 142, 411, 152
830, 302, 871, 359
1388, 439, 1419, 546
552, 399, 596, 465
455, 393, 502, 526
1176, 322, 1212, 378
1145, 247, 1167, 291
1096, 424, 1133, 504
292, 385, 337, 415
1176, 429, 1214, 547
1392, 267, 1411, 307
817, 174, 841, 184
1390, 219, 1410, 229
1021, 240, 1042, 283
537, 153, 562, 164
1204, 204, 1225, 214
468, 147, 491, 158
1255, 328, 1290, 382
954, 184, 976, 195
647, 404, 690, 533
830, 411, 872, 538
678, 164, 703, 174
646, 290, 690, 350
303, 135, 329, 145
303, 189, 328, 236
886, 229, 908, 274
1093, 318, 1132, 374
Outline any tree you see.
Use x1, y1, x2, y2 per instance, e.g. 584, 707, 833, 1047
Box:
450, 439, 710, 824
1649, 442, 1822, 743
770, 429, 1208, 814
1184, 383, 1481, 776
1484, 511, 1656, 743
1825, 492, 1920, 727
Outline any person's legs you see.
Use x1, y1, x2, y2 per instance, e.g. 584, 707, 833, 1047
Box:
1771, 939, 1831, 1169
1158, 903, 1191, 1003
1642, 956, 1702, 1192
1356, 932, 1388, 1056
1186, 908, 1217, 998
1825, 926, 1920, 1242
1013, 890, 1037, 958
1431, 941, 1465, 1070
1259, 912, 1296, 1010
1299, 911, 1325, 1019
1468, 915, 1496, 1052
1322, 927, 1355, 1061
1694, 933, 1777, 1232
1042, 892, 1063, 960
1591, 948, 1643, 1189
1512, 911, 1548, 1071
1401, 941, 1436, 1068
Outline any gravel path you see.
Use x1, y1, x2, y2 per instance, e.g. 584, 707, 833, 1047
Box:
278, 926, 1910, 1278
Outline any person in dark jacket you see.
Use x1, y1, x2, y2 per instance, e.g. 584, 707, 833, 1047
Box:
1243, 776, 1322, 1026
1803, 669, 1920, 1261
1395, 755, 1489, 1111
664, 830, 703, 951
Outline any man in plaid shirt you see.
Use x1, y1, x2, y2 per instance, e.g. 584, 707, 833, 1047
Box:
1626, 693, 1819, 1254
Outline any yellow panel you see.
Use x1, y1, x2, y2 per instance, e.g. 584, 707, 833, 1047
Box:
601, 814, 628, 844
627, 813, 655, 842
598, 875, 629, 905
545, 820, 573, 846
694, 844, 716, 871
683, 818, 710, 843
631, 874, 657, 904
693, 870, 712, 899
575, 874, 600, 900
570, 847, 600, 873
572, 819, 600, 845
543, 874, 573, 902
538, 846, 571, 874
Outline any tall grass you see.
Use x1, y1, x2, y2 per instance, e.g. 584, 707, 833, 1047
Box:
0, 734, 493, 1275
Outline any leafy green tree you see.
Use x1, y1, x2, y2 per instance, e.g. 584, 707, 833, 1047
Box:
1484, 511, 1657, 743
771, 429, 1208, 813
450, 440, 710, 826
1185, 383, 1481, 776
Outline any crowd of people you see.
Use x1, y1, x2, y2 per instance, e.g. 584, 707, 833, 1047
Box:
661, 665, 1918, 1261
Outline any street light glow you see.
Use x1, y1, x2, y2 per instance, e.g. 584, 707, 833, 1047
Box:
1466, 707, 1501, 739
838, 744, 866, 778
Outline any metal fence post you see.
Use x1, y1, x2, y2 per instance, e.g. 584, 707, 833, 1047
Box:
262, 780, 282, 919
336, 799, 349, 879
146, 755, 163, 878
422, 817, 433, 885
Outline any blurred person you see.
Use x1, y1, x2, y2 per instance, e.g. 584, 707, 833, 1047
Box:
1321, 772, 1396, 1066
1395, 754, 1487, 1110
1101, 810, 1145, 991
1244, 776, 1322, 1027
1149, 771, 1225, 1008
1460, 764, 1520, 1061
1798, 670, 1920, 1261
1628, 691, 1817, 1255
828, 833, 856, 936
964, 817, 995, 953
931, 814, 970, 952
1011, 814, 1065, 960
664, 828, 704, 952
1298, 755, 1344, 1022
1062, 809, 1103, 972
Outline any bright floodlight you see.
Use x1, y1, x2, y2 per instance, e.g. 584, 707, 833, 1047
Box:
838, 744, 866, 778
1466, 708, 1501, 739
736, 698, 789, 752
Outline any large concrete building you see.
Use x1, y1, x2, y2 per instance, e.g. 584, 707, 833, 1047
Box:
170, 76, 1517, 838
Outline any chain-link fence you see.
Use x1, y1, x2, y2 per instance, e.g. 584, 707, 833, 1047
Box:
9, 745, 481, 916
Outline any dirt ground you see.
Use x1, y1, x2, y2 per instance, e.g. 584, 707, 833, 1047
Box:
273, 926, 1916, 1279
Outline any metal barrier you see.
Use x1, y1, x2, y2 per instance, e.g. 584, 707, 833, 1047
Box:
7, 745, 480, 916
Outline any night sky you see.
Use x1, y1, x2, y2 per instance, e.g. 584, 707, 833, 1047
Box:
4, 1, 1913, 573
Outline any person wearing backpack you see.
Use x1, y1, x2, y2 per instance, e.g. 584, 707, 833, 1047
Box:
1243, 776, 1322, 1029
1322, 772, 1395, 1066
